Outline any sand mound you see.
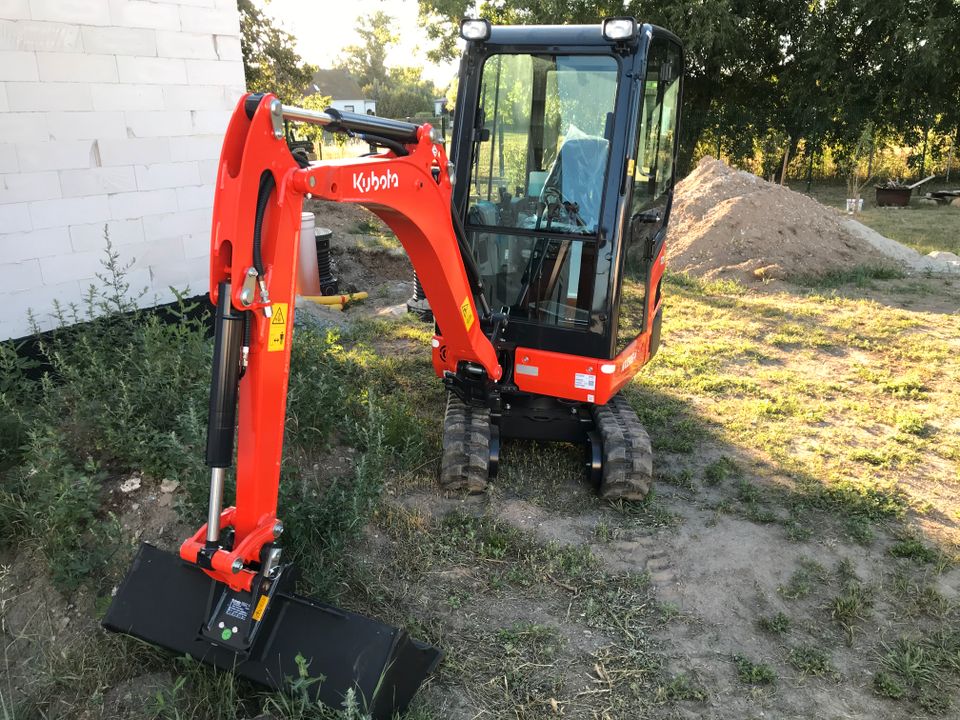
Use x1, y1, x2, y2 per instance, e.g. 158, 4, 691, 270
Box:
667, 157, 887, 281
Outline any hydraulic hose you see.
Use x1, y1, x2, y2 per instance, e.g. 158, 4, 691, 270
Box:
253, 171, 275, 275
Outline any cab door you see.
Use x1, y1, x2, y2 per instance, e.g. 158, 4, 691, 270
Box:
619, 36, 682, 354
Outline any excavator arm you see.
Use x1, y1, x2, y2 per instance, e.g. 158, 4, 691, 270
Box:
180, 93, 501, 591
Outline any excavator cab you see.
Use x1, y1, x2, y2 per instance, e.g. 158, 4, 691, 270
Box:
436, 20, 684, 497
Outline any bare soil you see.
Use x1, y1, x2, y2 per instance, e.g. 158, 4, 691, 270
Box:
668, 157, 893, 282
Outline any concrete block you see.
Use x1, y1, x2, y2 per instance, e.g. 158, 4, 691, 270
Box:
70, 217, 143, 250
117, 55, 186, 84
109, 188, 177, 219
0, 144, 19, 173
4, 279, 86, 338
48, 111, 126, 140
0, 1, 31, 20
179, 5, 238, 35
182, 230, 209, 258
149, 261, 190, 292
81, 25, 157, 56
0, 226, 71, 261
30, 194, 110, 228
169, 135, 223, 162
109, 0, 181, 31
135, 161, 200, 191
0, 20, 83, 52
17, 140, 94, 172
185, 58, 242, 87
97, 137, 171, 166
191, 109, 231, 134
29, 0, 111, 26
163, 84, 229, 111
197, 158, 218, 184
116, 237, 185, 271
2, 257, 42, 291
0, 202, 31, 232
1, 170, 60, 203
37, 52, 118, 83
7, 81, 92, 111
176, 183, 214, 211
0, 111, 48, 142
157, 30, 217, 59
0, 81, 7, 111
60, 166, 137, 197
125, 110, 193, 138
142, 206, 208, 241
40, 249, 105, 285
214, 34, 241, 61
0, 50, 38, 80
91, 82, 163, 111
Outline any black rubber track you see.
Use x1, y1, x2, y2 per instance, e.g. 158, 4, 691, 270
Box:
439, 393, 491, 492
591, 394, 653, 500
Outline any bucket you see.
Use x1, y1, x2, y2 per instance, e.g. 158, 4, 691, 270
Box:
104, 543, 441, 719
297, 212, 322, 295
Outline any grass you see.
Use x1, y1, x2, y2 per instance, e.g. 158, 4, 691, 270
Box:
3, 235, 960, 717
733, 655, 777, 685
803, 179, 960, 255
787, 645, 835, 678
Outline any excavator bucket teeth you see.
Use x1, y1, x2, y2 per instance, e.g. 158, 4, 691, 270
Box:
104, 543, 441, 719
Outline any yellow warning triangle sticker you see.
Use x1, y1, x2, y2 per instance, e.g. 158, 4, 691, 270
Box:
271, 306, 285, 325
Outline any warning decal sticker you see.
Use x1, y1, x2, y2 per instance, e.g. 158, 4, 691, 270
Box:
268, 303, 288, 352
460, 296, 475, 331
252, 594, 269, 621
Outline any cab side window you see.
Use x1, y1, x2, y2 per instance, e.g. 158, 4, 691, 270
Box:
631, 40, 681, 221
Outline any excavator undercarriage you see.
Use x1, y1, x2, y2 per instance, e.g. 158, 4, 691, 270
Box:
104, 17, 683, 719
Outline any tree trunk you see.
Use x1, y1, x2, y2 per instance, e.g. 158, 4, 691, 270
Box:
947, 125, 958, 183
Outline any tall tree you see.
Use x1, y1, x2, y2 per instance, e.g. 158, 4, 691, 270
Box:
238, 0, 316, 102
338, 11, 396, 91
337, 12, 438, 119
417, 0, 960, 178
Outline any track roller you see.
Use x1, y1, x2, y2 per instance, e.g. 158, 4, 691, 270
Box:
440, 392, 494, 492
590, 394, 653, 500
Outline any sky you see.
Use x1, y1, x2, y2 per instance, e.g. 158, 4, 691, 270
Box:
256, 0, 461, 88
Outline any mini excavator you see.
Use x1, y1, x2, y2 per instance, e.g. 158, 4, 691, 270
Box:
104, 18, 683, 718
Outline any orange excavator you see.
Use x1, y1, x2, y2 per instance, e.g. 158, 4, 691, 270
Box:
104, 17, 683, 718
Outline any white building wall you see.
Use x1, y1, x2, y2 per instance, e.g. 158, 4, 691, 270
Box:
0, 0, 245, 340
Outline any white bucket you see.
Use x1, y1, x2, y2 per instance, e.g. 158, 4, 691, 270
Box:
297, 211, 321, 296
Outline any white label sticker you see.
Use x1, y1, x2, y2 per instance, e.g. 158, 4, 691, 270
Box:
574, 373, 596, 390
587, 394, 595, 403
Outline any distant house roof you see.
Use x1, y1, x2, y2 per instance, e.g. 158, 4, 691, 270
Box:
307, 69, 368, 100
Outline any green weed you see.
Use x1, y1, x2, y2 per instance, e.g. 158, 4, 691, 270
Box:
787, 645, 835, 678
704, 456, 739, 486
733, 655, 776, 685
655, 673, 706, 703
890, 536, 939, 565
758, 612, 791, 635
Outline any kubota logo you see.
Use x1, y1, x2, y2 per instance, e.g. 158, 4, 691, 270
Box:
352, 168, 399, 193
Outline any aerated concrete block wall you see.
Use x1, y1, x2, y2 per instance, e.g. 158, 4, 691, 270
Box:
0, 0, 245, 340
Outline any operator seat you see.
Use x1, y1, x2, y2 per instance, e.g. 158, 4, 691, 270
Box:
540, 132, 610, 232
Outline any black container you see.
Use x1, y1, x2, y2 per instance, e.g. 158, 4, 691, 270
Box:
876, 187, 912, 207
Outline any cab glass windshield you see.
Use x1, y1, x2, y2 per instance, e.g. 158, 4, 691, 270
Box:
468, 54, 619, 235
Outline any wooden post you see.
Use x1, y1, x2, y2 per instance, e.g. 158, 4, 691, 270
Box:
780, 135, 791, 185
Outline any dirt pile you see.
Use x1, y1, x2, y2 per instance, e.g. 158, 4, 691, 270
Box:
668, 157, 888, 281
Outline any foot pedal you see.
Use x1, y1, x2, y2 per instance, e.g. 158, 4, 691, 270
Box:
104, 543, 441, 718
